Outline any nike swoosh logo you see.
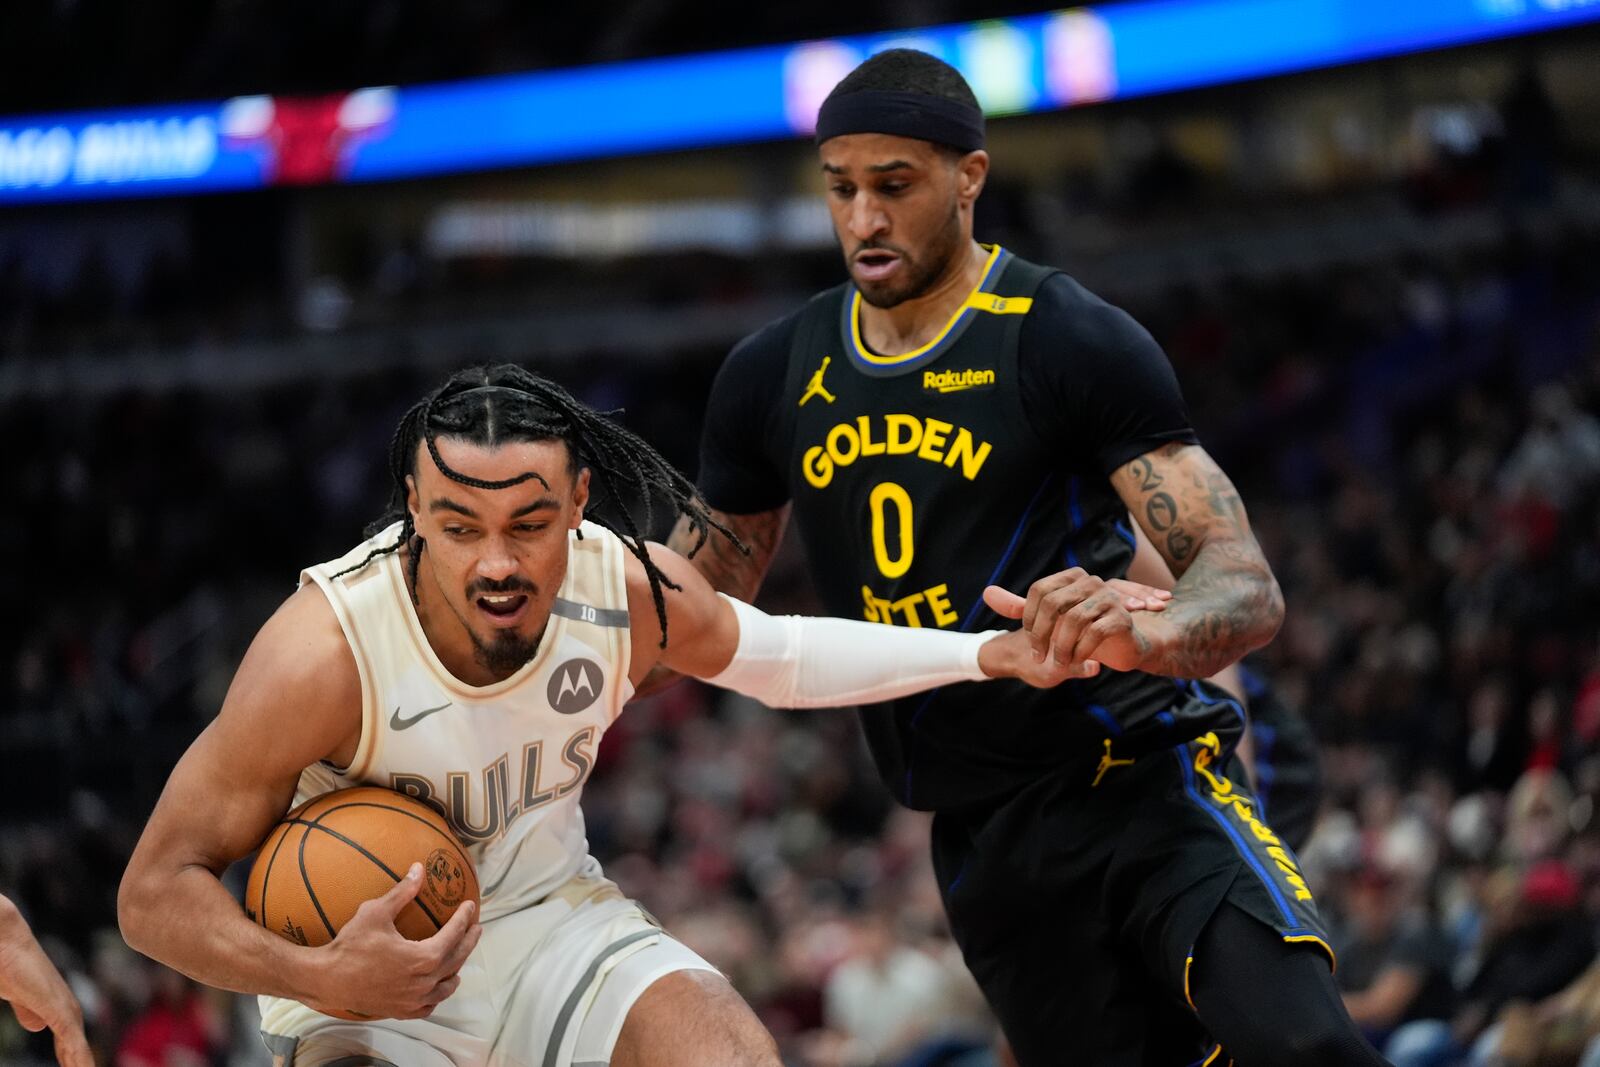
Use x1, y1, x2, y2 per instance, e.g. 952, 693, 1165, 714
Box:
389, 701, 454, 731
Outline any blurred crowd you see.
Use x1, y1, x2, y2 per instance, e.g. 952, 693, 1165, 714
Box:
0, 210, 1596, 1064
1, 71, 1599, 1060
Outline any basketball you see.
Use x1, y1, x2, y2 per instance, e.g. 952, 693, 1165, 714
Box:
244, 786, 479, 1012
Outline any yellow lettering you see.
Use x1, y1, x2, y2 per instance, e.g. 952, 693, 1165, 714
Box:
827, 422, 860, 467
926, 583, 959, 627
860, 581, 961, 629
891, 592, 927, 627
857, 415, 886, 456
803, 417, 993, 487
1267, 846, 1295, 867
918, 418, 952, 463
802, 445, 832, 489
943, 428, 994, 481
1253, 823, 1281, 846
861, 586, 894, 623
885, 414, 922, 454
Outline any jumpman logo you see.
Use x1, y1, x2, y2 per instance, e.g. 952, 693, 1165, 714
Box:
799, 357, 836, 406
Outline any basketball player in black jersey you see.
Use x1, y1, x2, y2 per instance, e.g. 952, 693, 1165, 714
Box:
665, 50, 1384, 1067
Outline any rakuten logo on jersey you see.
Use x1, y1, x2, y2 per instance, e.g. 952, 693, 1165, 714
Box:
0, 116, 217, 191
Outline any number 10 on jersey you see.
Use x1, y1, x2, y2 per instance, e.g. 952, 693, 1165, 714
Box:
862, 481, 959, 628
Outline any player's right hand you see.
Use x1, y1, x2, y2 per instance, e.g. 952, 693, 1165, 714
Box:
306, 863, 483, 1021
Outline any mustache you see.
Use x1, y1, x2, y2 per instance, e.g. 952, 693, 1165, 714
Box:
851, 239, 909, 258
467, 576, 536, 598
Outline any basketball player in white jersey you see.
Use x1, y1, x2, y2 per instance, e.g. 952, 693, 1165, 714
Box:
116, 365, 1111, 1067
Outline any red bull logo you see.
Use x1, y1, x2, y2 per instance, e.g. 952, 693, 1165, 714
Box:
220, 87, 396, 186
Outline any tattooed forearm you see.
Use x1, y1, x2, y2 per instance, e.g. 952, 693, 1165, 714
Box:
1111, 444, 1283, 678
666, 505, 788, 603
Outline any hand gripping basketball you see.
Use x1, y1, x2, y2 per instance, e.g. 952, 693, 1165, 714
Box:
244, 786, 484, 1020
304, 863, 484, 1021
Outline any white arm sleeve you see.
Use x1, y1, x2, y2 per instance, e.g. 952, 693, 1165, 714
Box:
702, 594, 1002, 709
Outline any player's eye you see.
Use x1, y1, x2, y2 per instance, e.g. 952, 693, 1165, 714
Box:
829, 184, 855, 199
879, 181, 908, 195
514, 523, 546, 534
442, 525, 474, 538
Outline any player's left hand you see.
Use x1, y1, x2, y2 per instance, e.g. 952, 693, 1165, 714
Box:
985, 569, 1153, 673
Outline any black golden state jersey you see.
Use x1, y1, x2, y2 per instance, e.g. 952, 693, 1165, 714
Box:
700, 246, 1242, 810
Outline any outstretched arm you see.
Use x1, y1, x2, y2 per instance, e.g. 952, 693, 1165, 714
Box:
627, 542, 1090, 705
632, 505, 789, 698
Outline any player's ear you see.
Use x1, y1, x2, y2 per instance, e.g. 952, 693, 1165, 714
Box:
957, 149, 989, 207
570, 467, 591, 528
405, 474, 420, 525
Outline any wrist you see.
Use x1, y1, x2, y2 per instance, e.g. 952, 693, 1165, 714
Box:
1129, 614, 1171, 673
281, 938, 335, 1005
972, 630, 1005, 679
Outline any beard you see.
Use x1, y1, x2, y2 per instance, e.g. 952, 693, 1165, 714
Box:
852, 202, 964, 310
471, 628, 541, 675
464, 573, 541, 675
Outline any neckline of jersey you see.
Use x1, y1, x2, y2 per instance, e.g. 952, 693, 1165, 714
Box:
383, 535, 570, 701
842, 244, 1008, 376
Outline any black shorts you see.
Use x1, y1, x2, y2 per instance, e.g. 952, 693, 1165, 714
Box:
1239, 663, 1323, 852
931, 730, 1332, 1067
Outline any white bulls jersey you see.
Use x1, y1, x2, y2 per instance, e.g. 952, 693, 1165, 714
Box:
294, 520, 633, 922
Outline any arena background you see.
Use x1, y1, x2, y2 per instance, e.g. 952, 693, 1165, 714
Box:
3, 3, 1600, 1065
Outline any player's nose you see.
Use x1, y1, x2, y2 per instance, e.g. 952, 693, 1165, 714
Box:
849, 194, 889, 242
474, 542, 518, 581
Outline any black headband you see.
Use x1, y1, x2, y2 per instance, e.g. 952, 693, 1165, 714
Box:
814, 89, 985, 152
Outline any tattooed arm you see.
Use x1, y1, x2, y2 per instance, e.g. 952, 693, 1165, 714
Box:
1110, 442, 1283, 677
1121, 515, 1248, 705
1001, 443, 1281, 679
632, 504, 790, 697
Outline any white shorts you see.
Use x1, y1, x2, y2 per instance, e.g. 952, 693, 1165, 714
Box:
258, 862, 718, 1067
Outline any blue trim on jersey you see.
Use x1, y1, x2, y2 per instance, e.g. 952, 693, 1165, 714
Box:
1063, 476, 1083, 569
948, 857, 970, 893
1114, 518, 1136, 548
1173, 746, 1298, 928
1157, 710, 1177, 729
905, 473, 1057, 803
1188, 679, 1247, 730
957, 473, 1057, 632
1087, 704, 1122, 736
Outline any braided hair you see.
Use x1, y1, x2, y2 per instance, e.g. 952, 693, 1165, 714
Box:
336, 364, 739, 647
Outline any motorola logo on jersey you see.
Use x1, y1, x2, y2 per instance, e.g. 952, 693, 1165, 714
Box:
548, 659, 603, 714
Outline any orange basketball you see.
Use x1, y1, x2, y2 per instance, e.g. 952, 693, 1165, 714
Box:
245, 786, 479, 1018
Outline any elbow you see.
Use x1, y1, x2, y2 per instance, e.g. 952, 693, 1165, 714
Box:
1259, 576, 1286, 646
116, 868, 155, 956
